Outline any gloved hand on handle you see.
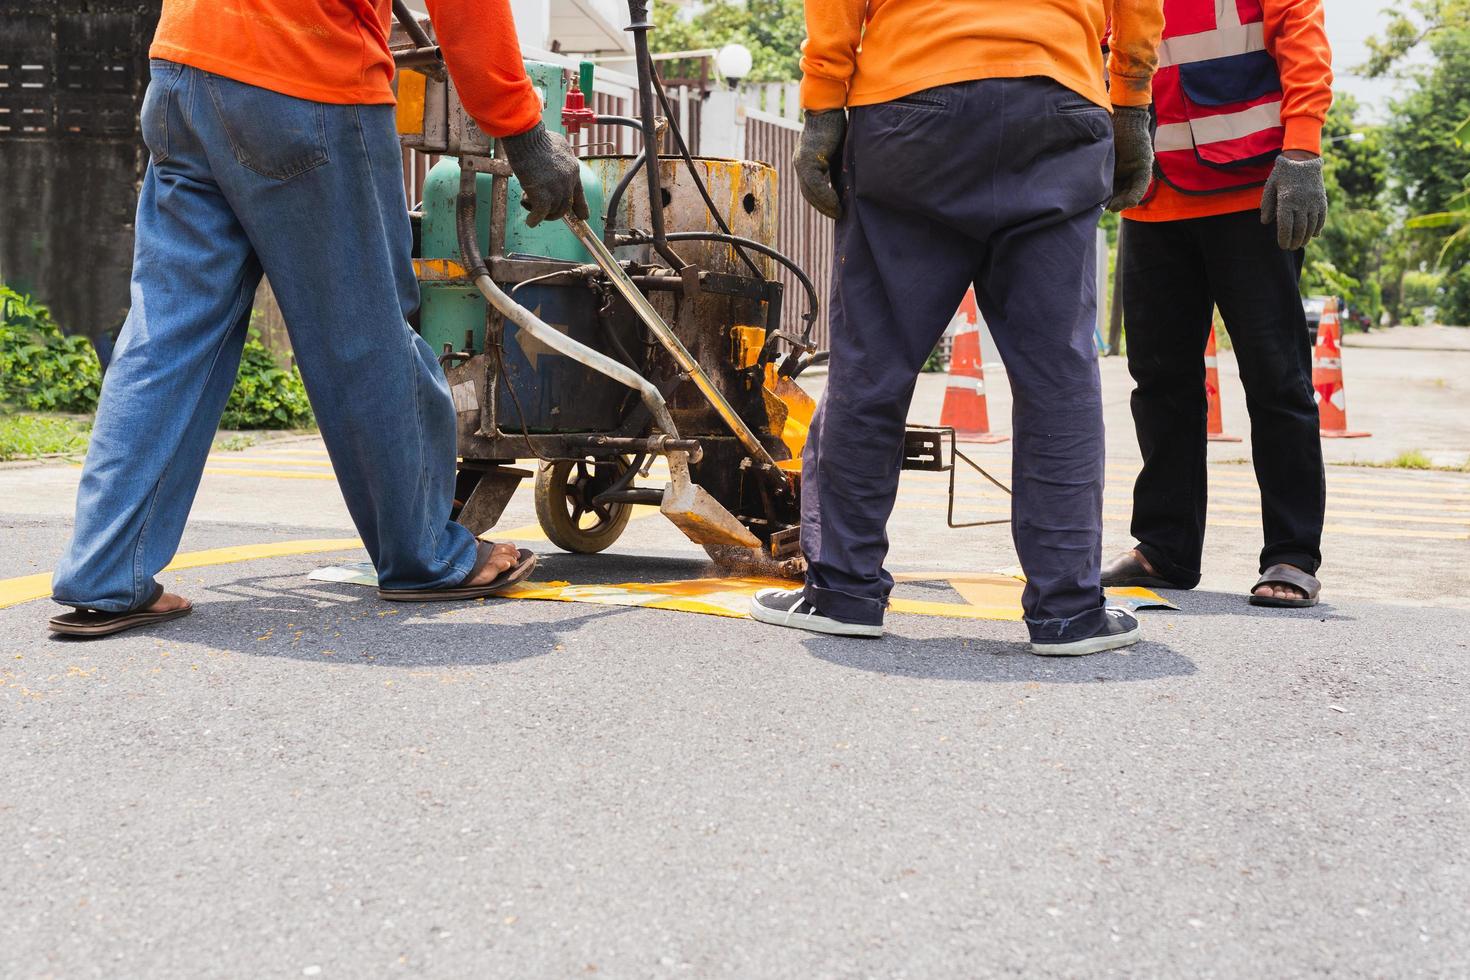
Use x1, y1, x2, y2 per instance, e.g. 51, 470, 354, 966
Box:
499, 122, 589, 227
1260, 151, 1328, 250
792, 110, 847, 220
1107, 105, 1154, 212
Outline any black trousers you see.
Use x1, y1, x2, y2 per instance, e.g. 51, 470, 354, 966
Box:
1120, 209, 1325, 588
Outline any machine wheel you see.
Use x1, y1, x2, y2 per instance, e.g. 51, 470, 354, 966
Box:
702, 543, 806, 581
534, 458, 634, 554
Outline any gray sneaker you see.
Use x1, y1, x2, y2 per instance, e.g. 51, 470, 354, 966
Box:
748, 588, 884, 638
1029, 607, 1141, 657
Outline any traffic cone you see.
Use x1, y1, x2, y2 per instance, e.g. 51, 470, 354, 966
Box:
1312, 298, 1370, 439
1205, 324, 1241, 443
940, 289, 1008, 443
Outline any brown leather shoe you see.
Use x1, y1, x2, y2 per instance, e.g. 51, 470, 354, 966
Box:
1100, 549, 1181, 589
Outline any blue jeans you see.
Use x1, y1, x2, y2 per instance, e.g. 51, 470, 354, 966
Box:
800, 77, 1114, 641
51, 61, 480, 611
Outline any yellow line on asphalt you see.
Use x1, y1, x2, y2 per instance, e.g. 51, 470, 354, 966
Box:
891, 499, 1470, 540
206, 456, 335, 468
901, 471, 1470, 509
202, 467, 339, 481
0, 521, 557, 611
896, 486, 1470, 526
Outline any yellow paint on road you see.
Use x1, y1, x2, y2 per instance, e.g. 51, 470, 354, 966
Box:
207, 456, 335, 468
0, 522, 554, 610
503, 571, 1168, 622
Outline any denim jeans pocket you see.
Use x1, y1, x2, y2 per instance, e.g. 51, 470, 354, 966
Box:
204, 73, 329, 181
141, 60, 183, 164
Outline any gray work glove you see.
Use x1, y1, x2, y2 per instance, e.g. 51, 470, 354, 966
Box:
1260, 153, 1328, 250
1107, 105, 1154, 212
792, 110, 847, 220
499, 122, 589, 227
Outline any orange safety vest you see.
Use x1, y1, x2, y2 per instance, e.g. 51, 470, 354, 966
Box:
1150, 0, 1285, 195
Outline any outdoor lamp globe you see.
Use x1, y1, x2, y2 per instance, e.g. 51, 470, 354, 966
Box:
715, 43, 753, 86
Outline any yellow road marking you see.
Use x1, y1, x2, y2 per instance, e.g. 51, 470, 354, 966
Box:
202, 467, 338, 481
0, 521, 555, 610
903, 467, 1470, 503
890, 499, 1469, 540
895, 487, 1470, 527
206, 456, 334, 468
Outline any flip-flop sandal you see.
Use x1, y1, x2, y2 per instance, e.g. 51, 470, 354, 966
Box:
49, 585, 193, 639
377, 543, 538, 602
1248, 563, 1321, 608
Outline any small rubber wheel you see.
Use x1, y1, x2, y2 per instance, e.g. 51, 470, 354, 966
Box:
534, 458, 634, 554
702, 543, 806, 580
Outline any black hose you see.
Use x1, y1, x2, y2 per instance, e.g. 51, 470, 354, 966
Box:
627, 3, 685, 270
602, 150, 646, 245
620, 230, 820, 336
650, 70, 765, 280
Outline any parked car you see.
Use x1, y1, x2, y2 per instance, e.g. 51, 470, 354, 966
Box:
1302, 295, 1328, 343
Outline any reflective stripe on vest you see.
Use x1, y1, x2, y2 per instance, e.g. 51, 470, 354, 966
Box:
1150, 0, 1283, 194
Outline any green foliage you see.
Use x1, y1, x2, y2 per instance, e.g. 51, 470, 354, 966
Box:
1361, 4, 1470, 324
1303, 97, 1391, 326
652, 0, 805, 82
1360, 0, 1470, 79
219, 330, 315, 430
1, 284, 313, 430
1387, 449, 1434, 470
0, 413, 92, 462
0, 286, 103, 413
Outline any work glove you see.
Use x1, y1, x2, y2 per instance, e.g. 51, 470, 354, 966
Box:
1260, 153, 1328, 251
499, 122, 589, 228
1107, 105, 1154, 212
792, 110, 847, 220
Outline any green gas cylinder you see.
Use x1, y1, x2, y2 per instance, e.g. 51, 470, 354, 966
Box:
417, 60, 607, 356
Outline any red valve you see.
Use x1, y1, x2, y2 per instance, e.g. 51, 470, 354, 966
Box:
561, 79, 597, 136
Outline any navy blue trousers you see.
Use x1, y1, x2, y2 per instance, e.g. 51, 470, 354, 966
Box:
800, 77, 1115, 640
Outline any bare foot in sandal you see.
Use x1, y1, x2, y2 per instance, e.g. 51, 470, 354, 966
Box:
148, 592, 192, 614
463, 541, 522, 587
1249, 563, 1320, 608
1253, 580, 1306, 602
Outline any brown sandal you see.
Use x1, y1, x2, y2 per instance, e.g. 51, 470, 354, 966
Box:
49, 585, 193, 639
1100, 549, 1183, 589
377, 542, 537, 602
1248, 564, 1320, 608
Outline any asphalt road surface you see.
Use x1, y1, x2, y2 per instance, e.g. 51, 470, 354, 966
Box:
3, 386, 1468, 976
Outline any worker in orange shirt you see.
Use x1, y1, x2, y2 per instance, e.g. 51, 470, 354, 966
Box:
48, 1, 584, 637
1102, 0, 1332, 608
749, 0, 1165, 655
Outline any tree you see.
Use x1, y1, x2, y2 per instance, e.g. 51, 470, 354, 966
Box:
1364, 0, 1470, 324
1303, 95, 1391, 324
651, 0, 805, 82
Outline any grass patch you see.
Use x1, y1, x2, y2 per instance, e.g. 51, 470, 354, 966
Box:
1387, 450, 1434, 470
0, 412, 91, 461
1343, 450, 1470, 473
215, 433, 260, 452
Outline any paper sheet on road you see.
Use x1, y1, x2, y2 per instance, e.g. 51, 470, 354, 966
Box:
309, 562, 1176, 621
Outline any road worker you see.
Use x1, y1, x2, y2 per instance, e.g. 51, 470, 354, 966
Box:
1103, 0, 1332, 608
750, 0, 1165, 654
47, 0, 584, 637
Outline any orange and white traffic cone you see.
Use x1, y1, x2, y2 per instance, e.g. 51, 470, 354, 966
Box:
1205, 323, 1241, 443
1313, 297, 1370, 439
940, 289, 1008, 443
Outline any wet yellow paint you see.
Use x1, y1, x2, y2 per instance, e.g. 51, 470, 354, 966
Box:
0, 522, 553, 610
501, 571, 1169, 623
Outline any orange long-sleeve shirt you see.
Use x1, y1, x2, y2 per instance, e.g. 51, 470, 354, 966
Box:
1125, 0, 1332, 222
149, 0, 542, 138
799, 0, 1165, 113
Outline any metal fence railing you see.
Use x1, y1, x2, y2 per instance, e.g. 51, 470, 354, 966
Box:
743, 107, 833, 350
